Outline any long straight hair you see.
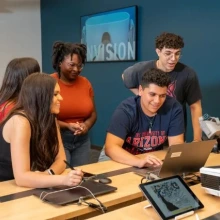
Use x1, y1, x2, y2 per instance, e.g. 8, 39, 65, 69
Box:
7, 73, 59, 171
0, 57, 40, 105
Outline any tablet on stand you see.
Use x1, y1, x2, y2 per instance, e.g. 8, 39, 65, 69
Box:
139, 175, 204, 220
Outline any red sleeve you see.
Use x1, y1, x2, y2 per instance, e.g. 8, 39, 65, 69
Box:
0, 102, 15, 122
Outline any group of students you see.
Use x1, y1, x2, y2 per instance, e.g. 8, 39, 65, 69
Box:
103, 32, 202, 167
0, 42, 95, 186
0, 31, 202, 188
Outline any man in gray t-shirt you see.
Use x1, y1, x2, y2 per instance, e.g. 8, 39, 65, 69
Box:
122, 32, 202, 142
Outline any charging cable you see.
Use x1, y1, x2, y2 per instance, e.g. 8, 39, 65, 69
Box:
78, 196, 107, 213
39, 185, 107, 213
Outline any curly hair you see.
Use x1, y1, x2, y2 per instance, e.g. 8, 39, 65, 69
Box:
141, 68, 171, 88
155, 32, 184, 50
52, 41, 87, 78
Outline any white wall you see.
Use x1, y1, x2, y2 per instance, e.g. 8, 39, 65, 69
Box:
0, 0, 41, 84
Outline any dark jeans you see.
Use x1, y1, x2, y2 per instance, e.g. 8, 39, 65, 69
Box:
61, 130, 91, 167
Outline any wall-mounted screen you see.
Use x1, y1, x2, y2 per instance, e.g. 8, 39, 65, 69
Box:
80, 5, 137, 62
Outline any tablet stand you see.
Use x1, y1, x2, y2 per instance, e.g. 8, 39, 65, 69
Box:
143, 205, 195, 220
143, 204, 152, 209
174, 211, 194, 220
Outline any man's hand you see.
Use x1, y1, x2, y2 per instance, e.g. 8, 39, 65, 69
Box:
137, 154, 162, 168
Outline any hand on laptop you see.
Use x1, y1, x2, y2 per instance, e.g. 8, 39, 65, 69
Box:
138, 154, 162, 168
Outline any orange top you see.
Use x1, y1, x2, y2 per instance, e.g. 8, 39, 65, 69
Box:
51, 73, 94, 123
0, 102, 14, 123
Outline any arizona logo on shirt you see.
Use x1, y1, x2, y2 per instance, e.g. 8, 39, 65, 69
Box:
123, 131, 167, 154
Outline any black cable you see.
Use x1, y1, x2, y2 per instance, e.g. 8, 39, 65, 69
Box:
78, 197, 107, 213
183, 173, 201, 182
141, 177, 147, 184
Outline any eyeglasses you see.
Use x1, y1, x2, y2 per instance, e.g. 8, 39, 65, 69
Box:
162, 52, 182, 60
67, 63, 84, 70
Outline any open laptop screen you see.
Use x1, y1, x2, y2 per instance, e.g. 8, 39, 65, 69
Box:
134, 140, 216, 179
159, 139, 216, 178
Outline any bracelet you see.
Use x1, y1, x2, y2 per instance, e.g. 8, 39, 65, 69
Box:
47, 169, 55, 175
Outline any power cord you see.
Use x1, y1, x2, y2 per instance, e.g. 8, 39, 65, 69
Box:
78, 197, 107, 213
140, 173, 155, 202
140, 171, 161, 184
182, 173, 201, 182
39, 185, 107, 214
141, 177, 147, 184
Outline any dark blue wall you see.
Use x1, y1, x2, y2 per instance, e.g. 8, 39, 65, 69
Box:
41, 0, 220, 146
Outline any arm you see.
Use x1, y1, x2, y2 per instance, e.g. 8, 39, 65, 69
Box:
190, 100, 202, 141
57, 120, 83, 134
122, 63, 146, 95
57, 120, 69, 129
130, 88, 139, 96
105, 133, 162, 168
84, 98, 97, 131
57, 98, 97, 136
105, 104, 161, 168
167, 101, 185, 145
121, 73, 139, 95
49, 119, 66, 174
184, 69, 202, 141
75, 98, 97, 135
168, 134, 184, 146
7, 115, 83, 188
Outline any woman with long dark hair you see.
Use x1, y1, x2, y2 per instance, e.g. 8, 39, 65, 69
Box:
0, 57, 40, 122
0, 73, 83, 187
51, 41, 97, 167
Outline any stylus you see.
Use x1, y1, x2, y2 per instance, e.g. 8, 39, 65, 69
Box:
63, 160, 94, 182
64, 160, 75, 171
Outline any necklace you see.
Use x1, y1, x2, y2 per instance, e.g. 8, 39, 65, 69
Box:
145, 115, 156, 133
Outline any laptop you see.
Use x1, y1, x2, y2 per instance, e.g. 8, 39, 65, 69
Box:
134, 139, 216, 178
34, 180, 117, 205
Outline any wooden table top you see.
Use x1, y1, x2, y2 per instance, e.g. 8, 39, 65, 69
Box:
0, 150, 219, 220
89, 183, 220, 220
0, 150, 166, 197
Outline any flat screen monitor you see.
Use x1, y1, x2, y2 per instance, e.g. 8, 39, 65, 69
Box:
80, 5, 137, 62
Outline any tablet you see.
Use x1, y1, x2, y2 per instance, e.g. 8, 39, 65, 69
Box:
34, 180, 117, 205
139, 175, 204, 220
